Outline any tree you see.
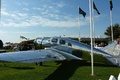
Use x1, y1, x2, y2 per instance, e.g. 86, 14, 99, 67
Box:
0, 40, 3, 49
104, 23, 120, 40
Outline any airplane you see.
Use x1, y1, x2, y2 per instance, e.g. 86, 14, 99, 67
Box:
0, 36, 119, 66
0, 37, 82, 64
39, 36, 120, 66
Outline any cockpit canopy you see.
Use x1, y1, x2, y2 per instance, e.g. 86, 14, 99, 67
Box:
34, 37, 72, 47
50, 37, 72, 47
34, 37, 43, 44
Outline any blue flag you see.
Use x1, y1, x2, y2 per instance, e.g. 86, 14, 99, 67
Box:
93, 2, 100, 15
79, 7, 86, 18
110, 0, 113, 10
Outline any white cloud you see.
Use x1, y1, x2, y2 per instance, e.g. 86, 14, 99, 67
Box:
17, 2, 29, 6
1, 9, 89, 27
2, 9, 29, 21
1, 1, 89, 28
33, 7, 43, 11
52, 2, 65, 8
1, 9, 9, 16
0, 30, 33, 34
0, 30, 8, 34
1, 15, 89, 28
22, 8, 29, 11
22, 2, 29, 5
56, 2, 65, 8
17, 13, 28, 17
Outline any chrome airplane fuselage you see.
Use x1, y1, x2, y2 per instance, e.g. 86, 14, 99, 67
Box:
48, 36, 110, 56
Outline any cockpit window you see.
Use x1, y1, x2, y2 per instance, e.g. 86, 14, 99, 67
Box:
35, 37, 43, 44
59, 39, 66, 44
51, 38, 58, 43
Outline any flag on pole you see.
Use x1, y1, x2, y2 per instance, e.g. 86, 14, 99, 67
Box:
79, 7, 86, 18
20, 36, 27, 40
93, 2, 100, 15
110, 0, 113, 10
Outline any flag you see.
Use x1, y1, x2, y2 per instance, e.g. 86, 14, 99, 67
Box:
110, 0, 113, 10
79, 7, 86, 18
93, 2, 100, 15
20, 36, 27, 40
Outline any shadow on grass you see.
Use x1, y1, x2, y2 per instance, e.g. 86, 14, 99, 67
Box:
45, 60, 117, 80
0, 62, 35, 70
45, 60, 81, 80
9, 66, 35, 70
42, 65, 59, 67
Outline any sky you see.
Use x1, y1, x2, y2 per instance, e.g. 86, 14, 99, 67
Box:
0, 0, 120, 44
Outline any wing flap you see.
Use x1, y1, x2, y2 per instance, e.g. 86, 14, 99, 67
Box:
51, 48, 82, 60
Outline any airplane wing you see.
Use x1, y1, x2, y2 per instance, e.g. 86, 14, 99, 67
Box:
0, 50, 65, 63
0, 47, 81, 63
51, 45, 82, 60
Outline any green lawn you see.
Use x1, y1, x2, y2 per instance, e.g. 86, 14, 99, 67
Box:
0, 50, 119, 80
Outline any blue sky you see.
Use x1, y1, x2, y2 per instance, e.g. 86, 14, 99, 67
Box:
0, 0, 120, 43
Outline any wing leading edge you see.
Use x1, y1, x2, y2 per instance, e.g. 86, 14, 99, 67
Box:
0, 50, 66, 63
0, 48, 81, 63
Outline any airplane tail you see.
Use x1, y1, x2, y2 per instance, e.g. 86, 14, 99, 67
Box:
102, 41, 120, 66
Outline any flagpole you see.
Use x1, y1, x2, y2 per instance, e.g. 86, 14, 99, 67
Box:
0, 0, 1, 22
78, 7, 86, 42
110, 10, 113, 42
109, 0, 113, 42
78, 6, 80, 42
78, 17, 81, 42
92, 1, 100, 47
93, 18, 96, 47
89, 0, 94, 76
78, 6, 81, 42
93, 2, 95, 47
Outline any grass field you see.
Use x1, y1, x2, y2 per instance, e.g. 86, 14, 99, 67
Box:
0, 50, 120, 80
